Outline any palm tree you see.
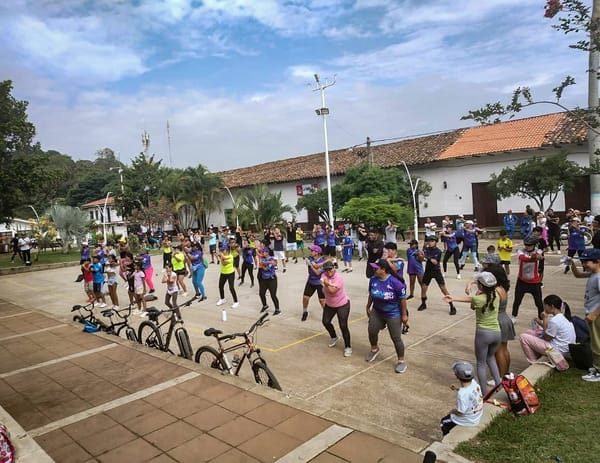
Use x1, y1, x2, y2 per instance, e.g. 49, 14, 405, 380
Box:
237, 184, 294, 231
49, 205, 89, 252
179, 165, 224, 231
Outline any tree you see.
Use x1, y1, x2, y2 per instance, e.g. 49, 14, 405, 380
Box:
487, 153, 584, 211
0, 80, 36, 224
462, 0, 600, 211
118, 153, 163, 216
178, 165, 224, 231
237, 184, 294, 230
128, 198, 174, 233
49, 205, 89, 252
337, 197, 413, 230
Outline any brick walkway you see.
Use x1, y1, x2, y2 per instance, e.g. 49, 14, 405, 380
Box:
0, 299, 425, 463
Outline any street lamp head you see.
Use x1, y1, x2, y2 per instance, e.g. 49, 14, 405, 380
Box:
314, 74, 320, 83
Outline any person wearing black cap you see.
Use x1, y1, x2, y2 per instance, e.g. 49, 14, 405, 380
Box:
418, 235, 456, 315
439, 360, 483, 436
365, 258, 409, 373
511, 235, 544, 323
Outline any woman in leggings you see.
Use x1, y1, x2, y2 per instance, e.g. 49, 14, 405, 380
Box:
444, 271, 502, 394
216, 245, 239, 309
257, 247, 281, 315
321, 260, 352, 357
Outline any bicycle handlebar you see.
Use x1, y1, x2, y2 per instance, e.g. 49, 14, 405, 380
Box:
213, 312, 269, 342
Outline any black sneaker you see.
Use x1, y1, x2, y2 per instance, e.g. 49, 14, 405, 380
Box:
260, 305, 269, 313
564, 266, 570, 274
149, 289, 155, 294
301, 311, 308, 321
407, 295, 414, 300
402, 325, 410, 334
417, 303, 427, 311
449, 304, 457, 316
250, 283, 254, 288
283, 268, 286, 273
273, 309, 281, 315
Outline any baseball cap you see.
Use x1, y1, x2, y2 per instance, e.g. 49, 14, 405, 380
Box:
82, 241, 88, 246
409, 239, 419, 245
465, 220, 474, 225
579, 248, 600, 261
322, 260, 335, 270
452, 360, 474, 381
425, 235, 438, 242
309, 244, 322, 253
473, 271, 497, 287
481, 254, 501, 265
369, 258, 390, 271
523, 235, 537, 246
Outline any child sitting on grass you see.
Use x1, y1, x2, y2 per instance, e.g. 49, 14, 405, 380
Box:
440, 360, 483, 436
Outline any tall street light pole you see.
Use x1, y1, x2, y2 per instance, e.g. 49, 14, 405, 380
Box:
401, 162, 420, 241
313, 73, 336, 229
223, 187, 239, 229
103, 192, 112, 244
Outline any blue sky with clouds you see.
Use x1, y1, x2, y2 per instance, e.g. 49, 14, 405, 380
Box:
0, 0, 589, 172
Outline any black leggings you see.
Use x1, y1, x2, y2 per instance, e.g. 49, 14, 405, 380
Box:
241, 261, 254, 285
442, 248, 460, 274
219, 273, 238, 302
322, 301, 351, 348
259, 277, 279, 310
547, 231, 561, 251
511, 280, 543, 318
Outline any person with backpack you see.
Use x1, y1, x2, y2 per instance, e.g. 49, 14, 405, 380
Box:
518, 294, 575, 363
568, 247, 600, 381
440, 360, 483, 436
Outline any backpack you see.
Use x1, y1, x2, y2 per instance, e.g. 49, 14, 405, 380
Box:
484, 373, 540, 416
572, 316, 590, 343
0, 424, 15, 463
569, 342, 593, 370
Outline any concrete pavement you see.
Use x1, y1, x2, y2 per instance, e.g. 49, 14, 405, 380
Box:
0, 241, 588, 462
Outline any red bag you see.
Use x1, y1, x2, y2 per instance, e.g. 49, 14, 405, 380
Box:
0, 424, 15, 463
484, 373, 540, 416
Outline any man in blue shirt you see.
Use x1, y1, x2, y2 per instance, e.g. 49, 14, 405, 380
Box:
503, 209, 518, 239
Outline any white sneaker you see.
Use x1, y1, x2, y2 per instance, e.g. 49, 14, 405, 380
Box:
344, 347, 352, 357
132, 309, 142, 315
231, 302, 240, 309
510, 315, 517, 324
582, 368, 599, 380
487, 379, 496, 387
441, 272, 446, 277
456, 274, 461, 280
99, 303, 107, 308
216, 299, 226, 306
328, 337, 338, 348
182, 292, 189, 297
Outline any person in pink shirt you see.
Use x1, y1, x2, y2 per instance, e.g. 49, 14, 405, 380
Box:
320, 260, 352, 357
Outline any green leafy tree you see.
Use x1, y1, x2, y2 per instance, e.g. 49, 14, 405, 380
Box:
49, 204, 89, 252
487, 153, 584, 211
237, 184, 294, 230
178, 165, 224, 231
118, 153, 163, 216
128, 197, 174, 233
337, 197, 413, 230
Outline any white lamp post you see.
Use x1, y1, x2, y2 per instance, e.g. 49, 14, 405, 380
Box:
103, 192, 112, 244
223, 187, 239, 229
313, 73, 336, 229
401, 162, 420, 241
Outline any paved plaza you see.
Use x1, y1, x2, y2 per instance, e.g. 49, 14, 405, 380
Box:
0, 242, 588, 462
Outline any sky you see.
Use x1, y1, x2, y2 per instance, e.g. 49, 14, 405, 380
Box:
0, 0, 590, 173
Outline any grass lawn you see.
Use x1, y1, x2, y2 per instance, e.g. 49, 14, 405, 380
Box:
455, 367, 600, 462
0, 250, 80, 269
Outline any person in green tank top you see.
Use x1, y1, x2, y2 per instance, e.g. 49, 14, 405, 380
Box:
171, 244, 188, 297
443, 271, 502, 394
216, 245, 239, 308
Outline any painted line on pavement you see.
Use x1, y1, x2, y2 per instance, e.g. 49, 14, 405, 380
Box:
0, 324, 67, 342
0, 311, 32, 320
0, 344, 118, 378
306, 313, 475, 401
28, 371, 200, 437
275, 424, 353, 463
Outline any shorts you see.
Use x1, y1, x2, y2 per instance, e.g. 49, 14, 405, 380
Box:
233, 256, 240, 267
175, 268, 187, 276
107, 277, 118, 286
93, 282, 103, 293
210, 244, 216, 254
296, 241, 304, 249
84, 281, 93, 293
287, 242, 297, 251
325, 245, 336, 257
423, 271, 445, 286
274, 250, 286, 261
135, 287, 144, 295
500, 260, 510, 266
335, 245, 342, 252
303, 282, 325, 299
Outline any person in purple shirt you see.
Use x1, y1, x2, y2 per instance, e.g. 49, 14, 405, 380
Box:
302, 244, 325, 321
564, 217, 587, 274
313, 223, 326, 248
365, 259, 409, 373
441, 224, 461, 280
258, 247, 281, 315
139, 247, 155, 294
324, 224, 337, 267
406, 239, 424, 299
458, 221, 481, 271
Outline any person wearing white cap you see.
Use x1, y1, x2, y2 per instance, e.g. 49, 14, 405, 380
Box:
443, 271, 502, 394
439, 360, 483, 436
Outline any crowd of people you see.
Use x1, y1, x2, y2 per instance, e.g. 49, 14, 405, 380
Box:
69, 210, 600, 438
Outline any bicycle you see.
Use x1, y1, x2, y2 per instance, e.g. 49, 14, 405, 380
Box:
194, 312, 281, 390
71, 302, 107, 330
137, 297, 195, 360
99, 305, 138, 342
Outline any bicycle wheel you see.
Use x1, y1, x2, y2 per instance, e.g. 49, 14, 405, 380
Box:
194, 346, 225, 371
117, 324, 138, 343
252, 360, 282, 390
73, 315, 83, 323
138, 321, 164, 351
175, 327, 193, 360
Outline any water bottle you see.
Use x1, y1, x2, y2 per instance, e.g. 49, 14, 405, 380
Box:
232, 352, 240, 369
222, 308, 227, 322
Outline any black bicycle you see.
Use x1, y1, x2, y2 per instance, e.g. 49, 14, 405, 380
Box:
194, 312, 281, 390
137, 298, 195, 360
99, 305, 138, 342
71, 302, 106, 329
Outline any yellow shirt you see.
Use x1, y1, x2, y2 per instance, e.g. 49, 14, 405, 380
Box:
497, 237, 513, 262
220, 252, 234, 274
171, 251, 185, 271
296, 229, 304, 241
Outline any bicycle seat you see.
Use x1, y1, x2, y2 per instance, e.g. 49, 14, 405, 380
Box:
71, 305, 82, 312
146, 307, 161, 316
204, 328, 223, 337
